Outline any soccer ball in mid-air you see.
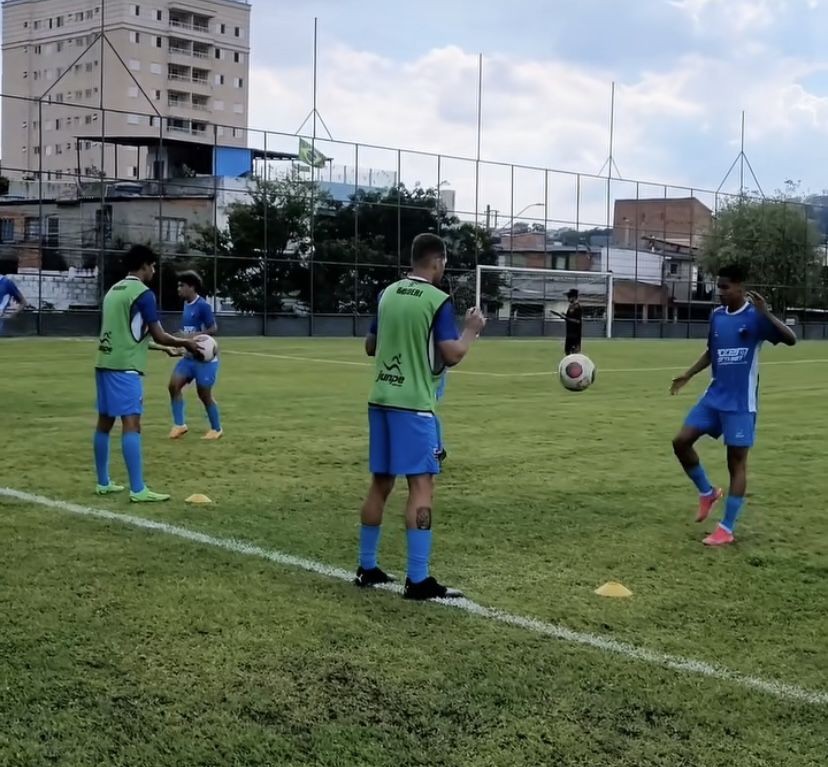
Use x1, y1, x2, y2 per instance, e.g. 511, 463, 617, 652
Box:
558, 353, 596, 392
195, 334, 218, 362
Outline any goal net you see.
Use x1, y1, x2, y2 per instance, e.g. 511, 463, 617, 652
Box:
474, 265, 614, 338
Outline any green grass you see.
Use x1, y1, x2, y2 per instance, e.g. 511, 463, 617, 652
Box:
1, 337, 826, 766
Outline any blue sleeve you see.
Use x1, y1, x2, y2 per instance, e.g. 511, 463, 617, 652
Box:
433, 300, 459, 343
9, 281, 22, 301
369, 289, 385, 335
757, 313, 783, 345
200, 300, 216, 330
135, 290, 159, 325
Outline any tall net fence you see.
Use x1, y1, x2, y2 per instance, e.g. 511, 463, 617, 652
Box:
2, 93, 828, 339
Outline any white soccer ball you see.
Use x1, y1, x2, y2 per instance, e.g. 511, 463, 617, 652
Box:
195, 334, 218, 362
558, 353, 595, 392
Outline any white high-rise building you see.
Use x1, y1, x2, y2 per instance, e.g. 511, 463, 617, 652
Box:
2, 0, 251, 181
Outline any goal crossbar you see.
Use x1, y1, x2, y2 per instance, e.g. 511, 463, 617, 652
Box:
474, 264, 614, 338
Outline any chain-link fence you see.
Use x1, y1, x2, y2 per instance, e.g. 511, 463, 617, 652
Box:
2, 93, 827, 339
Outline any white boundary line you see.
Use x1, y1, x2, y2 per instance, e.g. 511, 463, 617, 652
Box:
221, 349, 828, 378
1, 486, 825, 707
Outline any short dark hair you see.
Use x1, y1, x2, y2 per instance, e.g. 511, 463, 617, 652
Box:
567, 288, 579, 298
177, 270, 203, 293
718, 263, 747, 283
411, 232, 445, 265
123, 244, 157, 273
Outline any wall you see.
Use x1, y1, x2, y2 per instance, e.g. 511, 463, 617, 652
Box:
12, 267, 98, 309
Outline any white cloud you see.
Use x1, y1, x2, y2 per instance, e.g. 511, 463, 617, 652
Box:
248, 41, 828, 222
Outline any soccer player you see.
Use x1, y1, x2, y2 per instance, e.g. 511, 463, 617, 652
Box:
94, 245, 200, 502
356, 232, 486, 600
161, 271, 223, 441
670, 264, 796, 545
563, 288, 582, 354
0, 275, 26, 335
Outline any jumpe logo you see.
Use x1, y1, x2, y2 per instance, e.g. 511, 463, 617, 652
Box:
717, 347, 749, 364
377, 354, 405, 387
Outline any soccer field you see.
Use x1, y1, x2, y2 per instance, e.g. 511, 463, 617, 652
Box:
1, 337, 826, 766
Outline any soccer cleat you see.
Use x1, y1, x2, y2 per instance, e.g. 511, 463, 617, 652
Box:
95, 483, 125, 496
169, 425, 189, 439
403, 576, 464, 601
354, 566, 395, 588
129, 488, 171, 503
202, 429, 223, 441
696, 487, 724, 522
703, 525, 735, 546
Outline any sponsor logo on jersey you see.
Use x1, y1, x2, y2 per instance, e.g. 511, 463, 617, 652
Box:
717, 347, 749, 364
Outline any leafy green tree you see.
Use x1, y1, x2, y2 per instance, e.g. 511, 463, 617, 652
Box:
701, 193, 822, 312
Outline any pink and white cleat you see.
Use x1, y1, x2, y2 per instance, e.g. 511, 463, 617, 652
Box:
697, 488, 724, 523
703, 525, 735, 547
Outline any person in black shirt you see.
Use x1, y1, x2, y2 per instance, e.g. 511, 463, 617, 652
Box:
563, 288, 582, 354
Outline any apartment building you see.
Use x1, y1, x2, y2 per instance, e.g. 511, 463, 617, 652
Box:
2, 0, 251, 181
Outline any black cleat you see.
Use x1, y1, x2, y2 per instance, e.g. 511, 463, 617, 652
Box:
354, 566, 395, 588
403, 576, 464, 601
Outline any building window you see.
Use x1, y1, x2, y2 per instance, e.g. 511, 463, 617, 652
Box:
127, 114, 141, 125
128, 166, 138, 178
220, 23, 225, 34
56, 16, 64, 27
57, 41, 64, 52
129, 31, 140, 44
153, 89, 161, 100
129, 59, 141, 71
129, 86, 139, 98
24, 217, 41, 241
216, 48, 223, 60
217, 126, 224, 137
234, 51, 240, 63
156, 10, 162, 21
215, 74, 224, 85
0, 219, 15, 243
235, 27, 241, 37
213, 100, 224, 111
157, 217, 187, 244
150, 62, 162, 74
233, 77, 244, 88
34, 44, 42, 54
233, 103, 243, 114
55, 118, 62, 130
156, 36, 162, 47
132, 4, 140, 16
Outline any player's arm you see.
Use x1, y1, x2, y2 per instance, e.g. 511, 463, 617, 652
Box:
199, 303, 218, 337
437, 305, 486, 367
136, 291, 200, 356
365, 316, 378, 357
748, 291, 797, 346
670, 349, 710, 395
9, 283, 26, 315
149, 341, 184, 357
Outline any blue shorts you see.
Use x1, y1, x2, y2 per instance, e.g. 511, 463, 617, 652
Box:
174, 357, 219, 388
96, 370, 143, 418
685, 401, 756, 448
369, 406, 441, 477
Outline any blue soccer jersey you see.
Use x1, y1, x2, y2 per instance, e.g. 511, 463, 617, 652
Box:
181, 296, 215, 334
0, 276, 23, 314
702, 303, 783, 413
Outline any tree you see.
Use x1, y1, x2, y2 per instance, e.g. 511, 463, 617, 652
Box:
313, 184, 502, 314
701, 193, 822, 313
189, 172, 323, 314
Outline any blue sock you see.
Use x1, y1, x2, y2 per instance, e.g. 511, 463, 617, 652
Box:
121, 432, 144, 493
686, 464, 713, 495
206, 402, 222, 431
93, 431, 110, 486
359, 524, 381, 570
172, 398, 185, 427
406, 529, 432, 584
721, 496, 745, 533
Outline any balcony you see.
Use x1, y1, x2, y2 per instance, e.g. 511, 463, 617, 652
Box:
191, 101, 209, 112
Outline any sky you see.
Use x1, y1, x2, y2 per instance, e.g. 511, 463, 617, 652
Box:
244, 0, 828, 222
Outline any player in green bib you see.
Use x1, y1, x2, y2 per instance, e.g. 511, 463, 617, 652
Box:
94, 245, 199, 501
355, 233, 486, 600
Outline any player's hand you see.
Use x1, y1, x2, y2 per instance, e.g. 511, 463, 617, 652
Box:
164, 347, 184, 358
465, 307, 487, 335
670, 374, 690, 395
184, 338, 203, 360
746, 291, 769, 314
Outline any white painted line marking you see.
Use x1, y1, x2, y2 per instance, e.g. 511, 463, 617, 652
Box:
1, 487, 825, 706
221, 348, 828, 378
